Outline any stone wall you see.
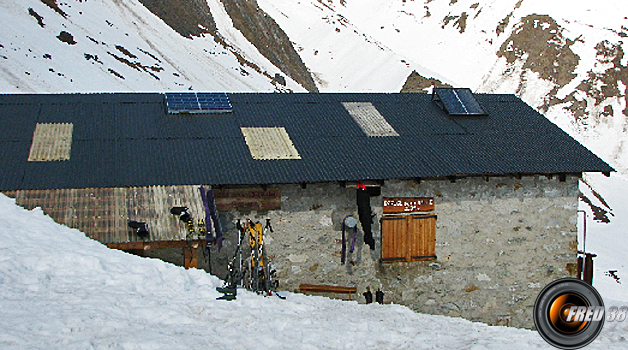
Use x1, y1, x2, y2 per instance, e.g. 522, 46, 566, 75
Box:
217, 175, 580, 329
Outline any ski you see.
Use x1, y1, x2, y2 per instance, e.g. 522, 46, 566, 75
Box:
205, 187, 222, 251
217, 218, 279, 299
216, 293, 236, 301
244, 219, 278, 296
199, 187, 215, 245
217, 220, 247, 300
216, 286, 237, 295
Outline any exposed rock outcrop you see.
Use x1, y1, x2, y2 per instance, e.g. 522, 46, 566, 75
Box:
220, 0, 318, 92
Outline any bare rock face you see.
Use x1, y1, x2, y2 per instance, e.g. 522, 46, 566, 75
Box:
497, 14, 580, 90
400, 71, 451, 93
220, 0, 318, 92
137, 0, 317, 92
137, 0, 218, 38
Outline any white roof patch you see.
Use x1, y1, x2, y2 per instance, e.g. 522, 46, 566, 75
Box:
241, 127, 301, 160
28, 123, 74, 162
342, 102, 399, 137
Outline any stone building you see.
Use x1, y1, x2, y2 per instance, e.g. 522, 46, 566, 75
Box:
0, 90, 613, 328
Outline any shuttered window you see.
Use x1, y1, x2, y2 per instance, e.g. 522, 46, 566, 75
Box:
381, 214, 436, 263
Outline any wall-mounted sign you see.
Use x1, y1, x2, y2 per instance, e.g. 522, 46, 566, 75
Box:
213, 188, 281, 211
383, 197, 434, 214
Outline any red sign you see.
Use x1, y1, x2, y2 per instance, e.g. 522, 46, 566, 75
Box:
383, 197, 434, 214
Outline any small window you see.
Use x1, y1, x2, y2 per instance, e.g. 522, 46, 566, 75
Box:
381, 214, 436, 263
28, 123, 73, 162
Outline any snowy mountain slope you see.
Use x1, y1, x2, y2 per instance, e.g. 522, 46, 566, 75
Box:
257, 0, 628, 175
1, 192, 627, 349
0, 0, 304, 92
256, 0, 451, 92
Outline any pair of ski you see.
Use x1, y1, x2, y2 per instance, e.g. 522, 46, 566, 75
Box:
217, 218, 281, 300
247, 219, 274, 296
216, 219, 247, 301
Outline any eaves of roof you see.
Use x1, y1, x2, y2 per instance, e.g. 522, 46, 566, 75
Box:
0, 92, 614, 190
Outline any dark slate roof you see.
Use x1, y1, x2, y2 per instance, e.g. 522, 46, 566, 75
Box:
0, 92, 614, 190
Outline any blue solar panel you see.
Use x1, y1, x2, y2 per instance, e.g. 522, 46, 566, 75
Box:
454, 89, 485, 115
432, 88, 486, 116
165, 92, 232, 113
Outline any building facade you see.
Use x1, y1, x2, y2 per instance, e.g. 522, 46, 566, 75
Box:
0, 91, 613, 329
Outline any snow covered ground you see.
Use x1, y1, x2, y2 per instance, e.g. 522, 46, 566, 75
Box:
1, 191, 627, 349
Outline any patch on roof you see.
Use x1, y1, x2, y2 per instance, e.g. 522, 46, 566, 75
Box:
241, 127, 301, 160
342, 102, 399, 137
28, 123, 73, 161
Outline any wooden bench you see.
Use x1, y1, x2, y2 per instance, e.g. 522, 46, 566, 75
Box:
299, 284, 357, 300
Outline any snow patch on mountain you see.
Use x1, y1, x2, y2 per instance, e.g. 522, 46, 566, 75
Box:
0, 0, 302, 93
257, 0, 451, 92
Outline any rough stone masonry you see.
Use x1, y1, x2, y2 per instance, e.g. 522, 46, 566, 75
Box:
218, 174, 580, 329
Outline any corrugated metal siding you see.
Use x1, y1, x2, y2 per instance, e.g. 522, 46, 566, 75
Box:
0, 92, 614, 190
4, 185, 207, 243
27, 123, 74, 161
241, 127, 301, 160
342, 102, 400, 137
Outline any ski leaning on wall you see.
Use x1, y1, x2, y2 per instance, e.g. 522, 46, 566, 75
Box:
245, 219, 278, 297
199, 186, 222, 251
217, 219, 280, 300
216, 220, 247, 301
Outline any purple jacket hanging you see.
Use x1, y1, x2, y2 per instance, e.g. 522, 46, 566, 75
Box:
206, 187, 223, 252
199, 186, 214, 246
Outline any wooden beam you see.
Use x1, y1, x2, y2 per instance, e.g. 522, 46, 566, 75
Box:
184, 246, 198, 269
106, 239, 205, 251
124, 249, 146, 257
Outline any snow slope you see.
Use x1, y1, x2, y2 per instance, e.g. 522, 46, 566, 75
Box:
255, 0, 450, 92
1, 192, 627, 349
0, 0, 303, 92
